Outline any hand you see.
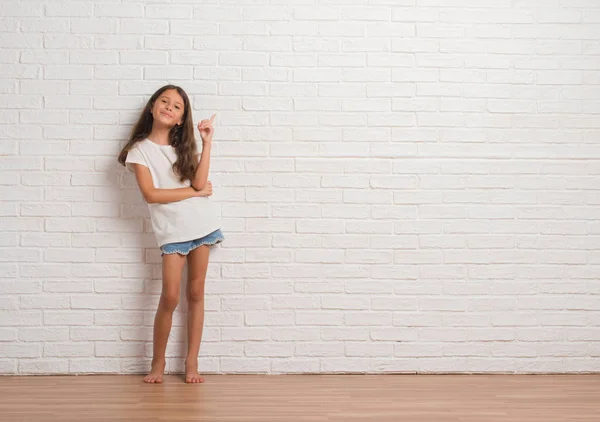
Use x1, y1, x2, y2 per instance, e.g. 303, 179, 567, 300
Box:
198, 114, 216, 144
195, 181, 213, 197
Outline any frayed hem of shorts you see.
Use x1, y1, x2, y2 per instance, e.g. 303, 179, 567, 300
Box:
161, 237, 224, 256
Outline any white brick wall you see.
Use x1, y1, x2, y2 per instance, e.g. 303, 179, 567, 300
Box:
1, 0, 600, 375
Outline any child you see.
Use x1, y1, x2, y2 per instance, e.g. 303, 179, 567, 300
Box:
118, 84, 224, 384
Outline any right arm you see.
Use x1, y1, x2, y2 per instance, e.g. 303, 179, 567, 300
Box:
131, 163, 212, 204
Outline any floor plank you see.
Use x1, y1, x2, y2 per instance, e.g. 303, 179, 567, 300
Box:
1, 375, 599, 421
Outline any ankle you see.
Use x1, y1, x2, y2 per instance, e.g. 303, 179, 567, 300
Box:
152, 357, 166, 366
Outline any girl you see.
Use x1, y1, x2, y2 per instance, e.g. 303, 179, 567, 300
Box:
118, 84, 223, 384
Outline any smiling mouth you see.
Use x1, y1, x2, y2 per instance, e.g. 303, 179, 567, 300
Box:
161, 112, 173, 118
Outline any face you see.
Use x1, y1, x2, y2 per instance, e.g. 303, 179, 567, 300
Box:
151, 89, 185, 127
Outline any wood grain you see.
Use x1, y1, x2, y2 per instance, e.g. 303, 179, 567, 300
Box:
1, 375, 599, 421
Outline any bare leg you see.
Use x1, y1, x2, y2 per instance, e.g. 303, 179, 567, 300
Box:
185, 245, 210, 383
144, 253, 186, 383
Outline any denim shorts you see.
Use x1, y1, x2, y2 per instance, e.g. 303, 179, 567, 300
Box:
160, 229, 224, 256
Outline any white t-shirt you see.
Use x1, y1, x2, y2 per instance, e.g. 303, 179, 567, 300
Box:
125, 138, 221, 247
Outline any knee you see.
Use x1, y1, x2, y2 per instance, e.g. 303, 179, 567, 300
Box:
186, 281, 205, 303
160, 291, 179, 312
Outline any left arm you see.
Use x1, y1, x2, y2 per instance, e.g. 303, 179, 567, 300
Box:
191, 142, 211, 191
191, 114, 215, 191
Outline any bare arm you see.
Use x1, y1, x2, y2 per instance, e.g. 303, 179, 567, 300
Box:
191, 114, 216, 191
191, 143, 211, 191
132, 164, 212, 204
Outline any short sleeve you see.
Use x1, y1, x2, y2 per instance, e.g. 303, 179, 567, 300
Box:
125, 146, 148, 173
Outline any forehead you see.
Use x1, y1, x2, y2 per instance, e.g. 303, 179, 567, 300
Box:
159, 89, 184, 105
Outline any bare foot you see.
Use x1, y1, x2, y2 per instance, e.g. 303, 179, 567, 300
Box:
144, 359, 165, 384
185, 359, 204, 384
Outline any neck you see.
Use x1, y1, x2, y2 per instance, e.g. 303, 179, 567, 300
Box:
147, 126, 171, 146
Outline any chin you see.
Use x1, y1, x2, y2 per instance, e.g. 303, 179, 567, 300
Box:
155, 115, 175, 126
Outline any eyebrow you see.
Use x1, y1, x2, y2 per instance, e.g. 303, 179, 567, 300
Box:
160, 95, 183, 106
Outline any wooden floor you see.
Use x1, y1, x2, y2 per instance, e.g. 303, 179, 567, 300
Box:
1, 374, 599, 421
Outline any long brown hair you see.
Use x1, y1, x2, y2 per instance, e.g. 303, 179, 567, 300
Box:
117, 84, 198, 183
